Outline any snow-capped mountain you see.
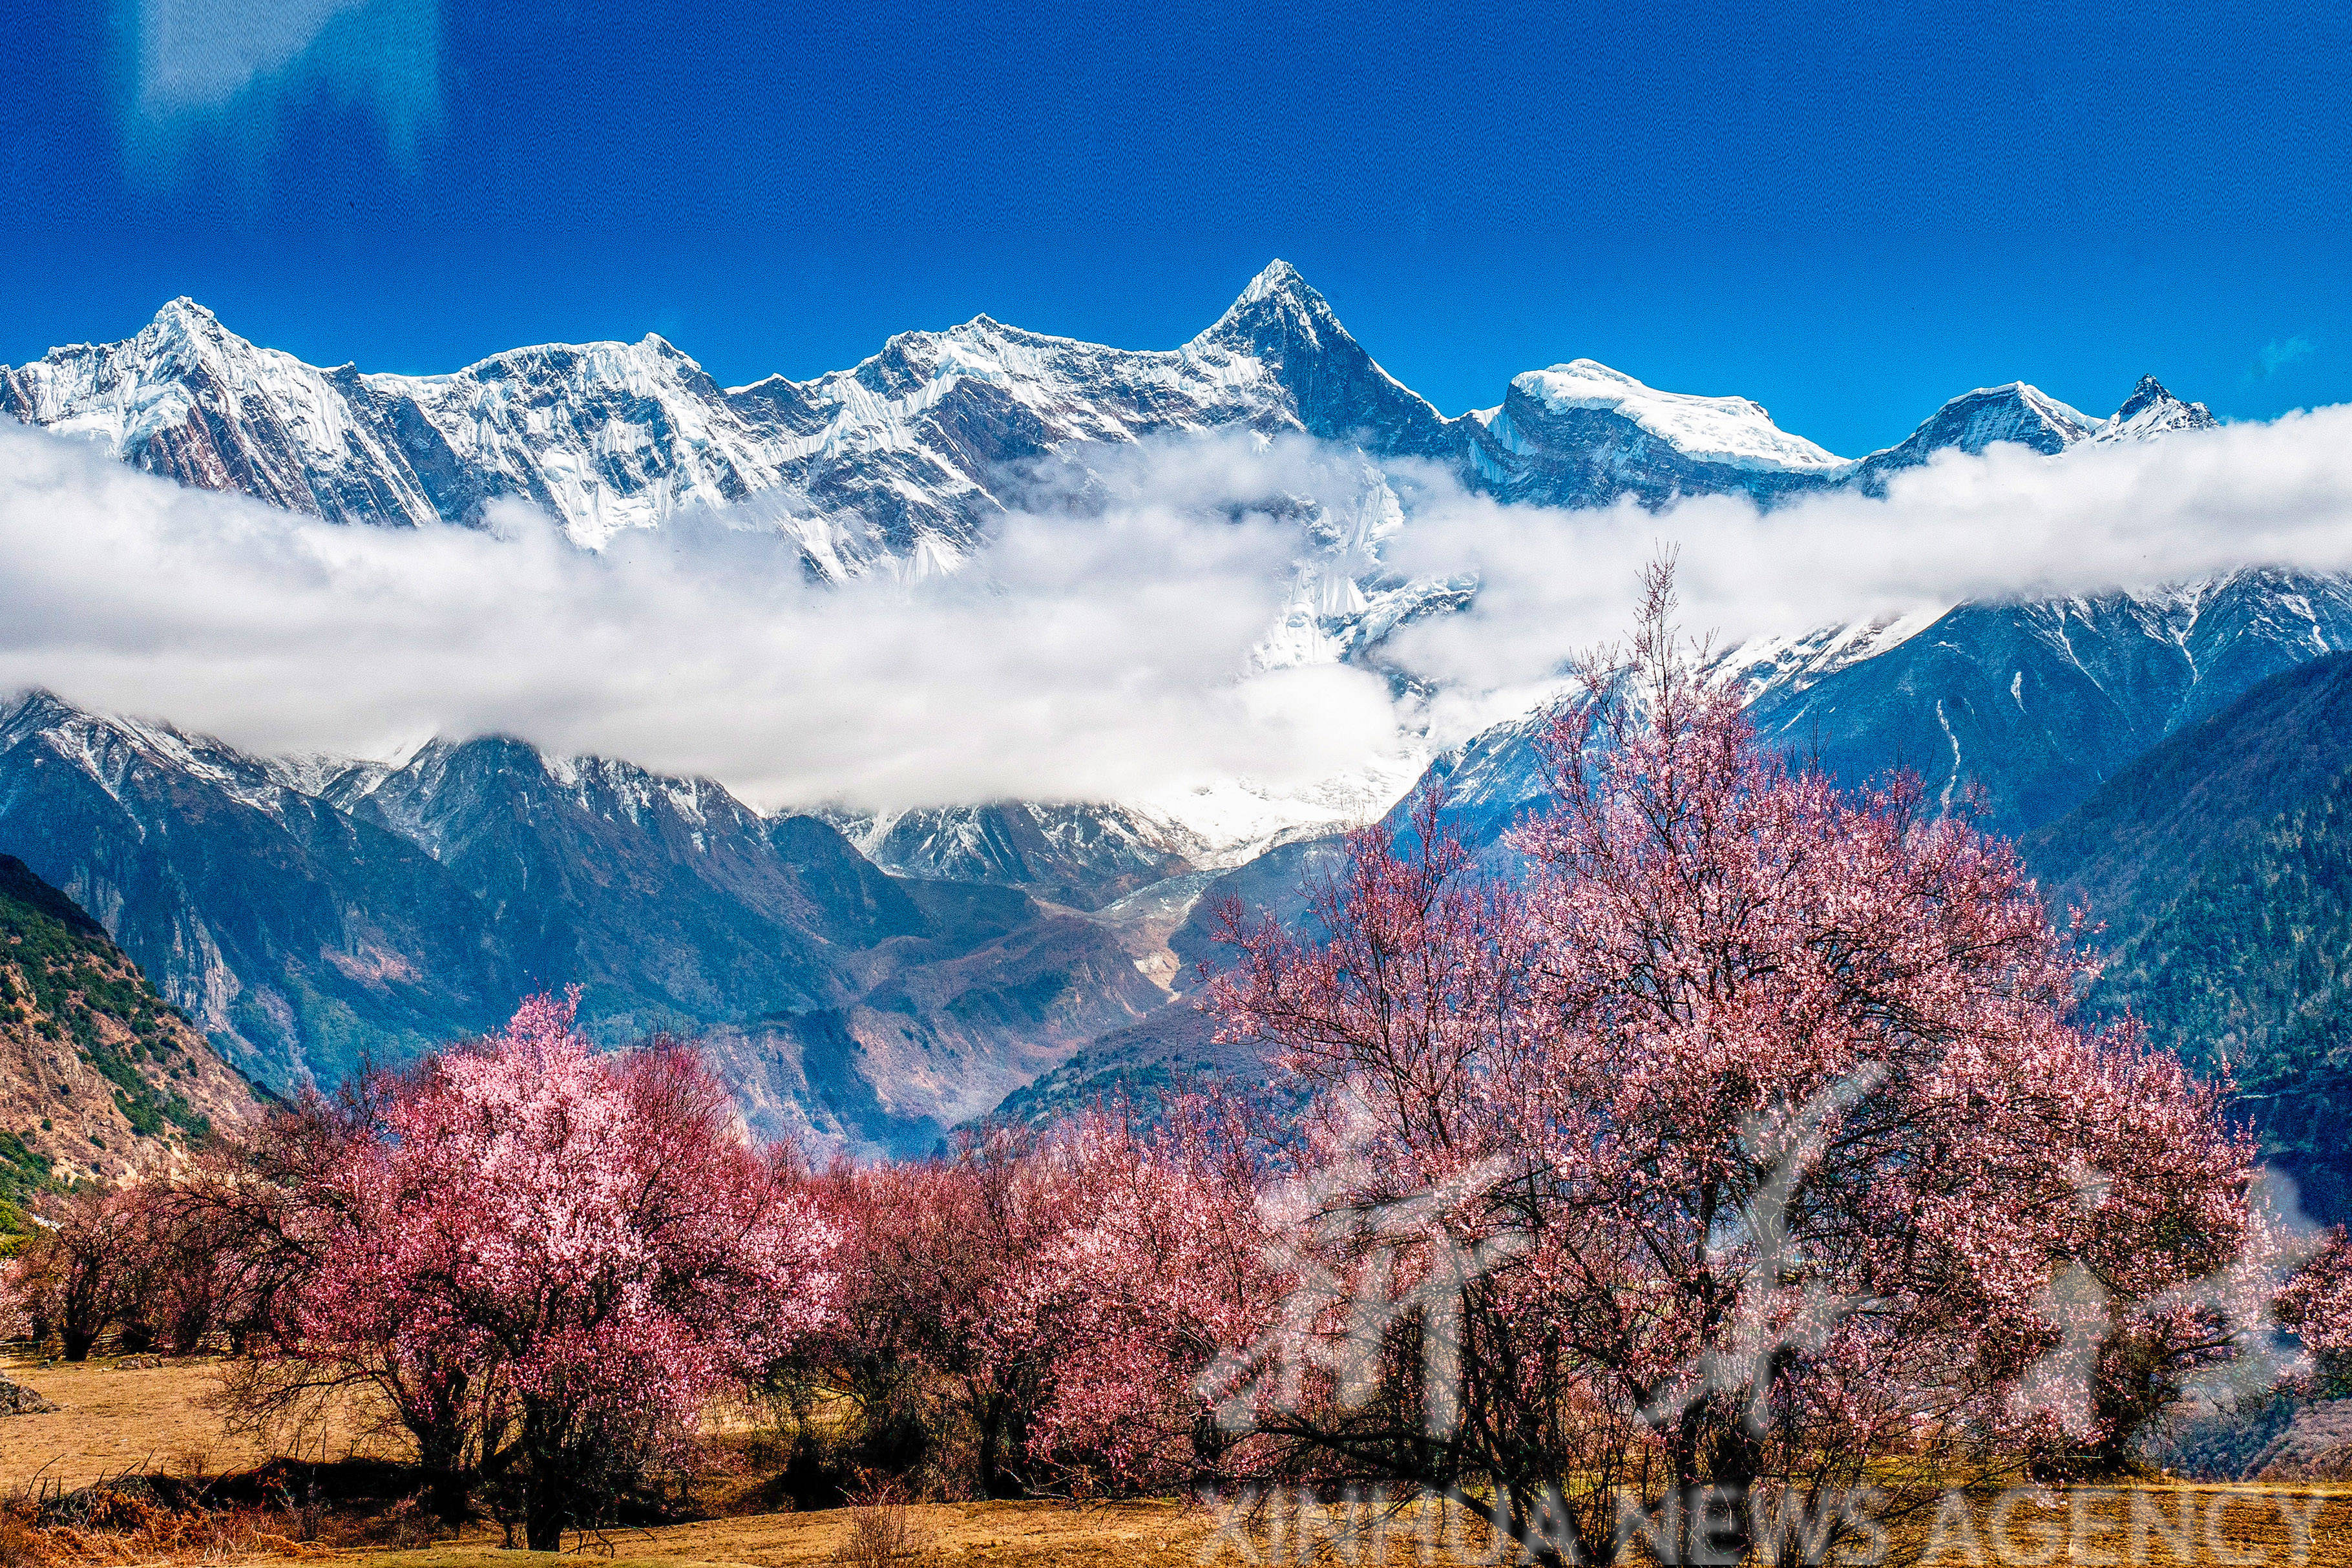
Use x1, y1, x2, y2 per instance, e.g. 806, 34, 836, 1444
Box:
2094, 374, 2221, 443
0, 689, 514, 1087
0, 300, 788, 546
1738, 569, 2352, 828
1466, 359, 1852, 508
1406, 568, 2352, 855
1, 263, 1456, 563
4, 263, 2218, 568
828, 802, 1205, 912
1843, 376, 2214, 493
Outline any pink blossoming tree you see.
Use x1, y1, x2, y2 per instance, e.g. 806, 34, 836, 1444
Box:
1019, 1100, 1284, 1493
1206, 567, 2261, 1565
804, 1129, 1078, 1498
274, 995, 834, 1548
795, 1105, 1280, 1501
2280, 1231, 2352, 1392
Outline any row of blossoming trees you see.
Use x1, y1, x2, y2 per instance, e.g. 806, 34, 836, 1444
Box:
10, 572, 2352, 1561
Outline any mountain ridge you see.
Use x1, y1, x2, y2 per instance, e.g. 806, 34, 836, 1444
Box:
1384, 569, 2352, 861
5, 265, 2216, 569
2021, 653, 2352, 1222
0, 692, 1166, 1158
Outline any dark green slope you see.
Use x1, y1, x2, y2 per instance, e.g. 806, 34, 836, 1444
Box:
2025, 653, 2352, 1222
2074, 779, 2352, 1223
2026, 652, 2352, 945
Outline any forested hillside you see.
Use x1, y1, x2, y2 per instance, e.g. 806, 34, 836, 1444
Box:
2026, 655, 2352, 1222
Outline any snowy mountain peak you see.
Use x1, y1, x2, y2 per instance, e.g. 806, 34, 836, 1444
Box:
0, 688, 79, 738
1836, 380, 2105, 495
1962, 382, 2095, 437
1506, 359, 1851, 473
1239, 258, 1310, 304
1195, 258, 1345, 351
1860, 380, 2094, 473
436, 331, 704, 383
2097, 375, 2218, 442
1973, 382, 2098, 442
150, 300, 228, 338
134, 296, 251, 362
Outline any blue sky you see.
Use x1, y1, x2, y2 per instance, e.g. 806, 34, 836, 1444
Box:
4, 0, 2347, 455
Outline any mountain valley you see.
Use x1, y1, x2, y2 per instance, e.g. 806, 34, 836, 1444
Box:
0, 266, 2336, 1166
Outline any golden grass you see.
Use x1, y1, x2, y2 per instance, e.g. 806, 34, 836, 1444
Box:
291, 1501, 1215, 1568
0, 1357, 400, 1494
0, 1357, 2346, 1564
277, 1487, 2352, 1566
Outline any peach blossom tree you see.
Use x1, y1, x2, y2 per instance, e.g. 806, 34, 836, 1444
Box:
280, 996, 834, 1547
1205, 569, 2260, 1563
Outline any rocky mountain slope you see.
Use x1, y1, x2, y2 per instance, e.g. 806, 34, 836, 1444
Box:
0, 689, 513, 1089
828, 802, 1203, 912
0, 854, 262, 1197
0, 695, 1161, 1158
983, 828, 1358, 1129
1405, 568, 2352, 858
1740, 569, 2352, 832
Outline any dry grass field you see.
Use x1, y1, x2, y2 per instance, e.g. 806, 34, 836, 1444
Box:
0, 1355, 2347, 1565
0, 1356, 399, 1492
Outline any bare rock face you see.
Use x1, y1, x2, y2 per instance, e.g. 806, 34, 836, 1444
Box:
2250, 1401, 2352, 1482
0, 1375, 58, 1416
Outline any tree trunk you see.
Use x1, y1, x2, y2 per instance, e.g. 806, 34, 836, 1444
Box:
520, 1408, 570, 1552
406, 1386, 476, 1525
975, 1399, 1005, 1499
1700, 1406, 1763, 1567
415, 1428, 472, 1526
527, 1495, 567, 1561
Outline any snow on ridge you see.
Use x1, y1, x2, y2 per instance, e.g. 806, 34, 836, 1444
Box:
1238, 258, 1308, 305
1511, 359, 1851, 472
1953, 381, 2095, 426
1712, 607, 1950, 706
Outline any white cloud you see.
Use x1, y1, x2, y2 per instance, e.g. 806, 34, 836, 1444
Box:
1383, 404, 2352, 693
8, 405, 2352, 814
0, 423, 1403, 811
126, 0, 441, 165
